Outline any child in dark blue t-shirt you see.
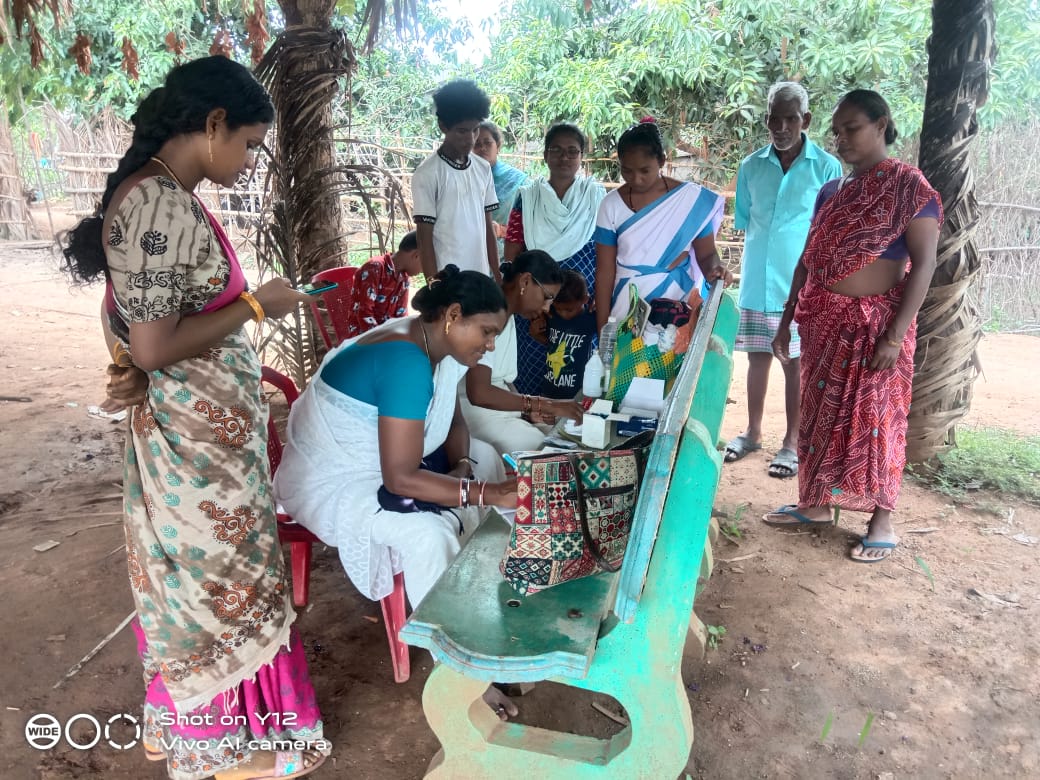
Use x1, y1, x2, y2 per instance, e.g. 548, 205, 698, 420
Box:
531, 270, 596, 400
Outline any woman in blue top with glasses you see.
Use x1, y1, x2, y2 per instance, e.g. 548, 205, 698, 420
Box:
503, 123, 606, 395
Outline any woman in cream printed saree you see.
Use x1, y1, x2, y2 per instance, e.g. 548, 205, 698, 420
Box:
61, 57, 329, 780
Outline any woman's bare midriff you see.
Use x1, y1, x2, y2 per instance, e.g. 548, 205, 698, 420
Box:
826, 256, 906, 297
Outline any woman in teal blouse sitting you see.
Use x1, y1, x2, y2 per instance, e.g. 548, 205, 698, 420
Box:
275, 266, 517, 610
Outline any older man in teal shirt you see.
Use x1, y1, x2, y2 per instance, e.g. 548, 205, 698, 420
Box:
725, 82, 842, 478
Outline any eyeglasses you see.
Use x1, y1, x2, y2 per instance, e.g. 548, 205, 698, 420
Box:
532, 277, 555, 302
546, 146, 582, 159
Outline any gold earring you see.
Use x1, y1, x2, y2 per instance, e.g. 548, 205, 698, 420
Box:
521, 285, 526, 296
208, 135, 214, 164
445, 321, 452, 335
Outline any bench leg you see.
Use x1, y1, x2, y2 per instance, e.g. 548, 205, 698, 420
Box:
421, 664, 493, 778
707, 515, 719, 546
420, 661, 694, 778
695, 537, 714, 597
688, 611, 708, 661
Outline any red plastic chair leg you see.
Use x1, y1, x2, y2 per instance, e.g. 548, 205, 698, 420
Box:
380, 572, 411, 683
290, 540, 313, 608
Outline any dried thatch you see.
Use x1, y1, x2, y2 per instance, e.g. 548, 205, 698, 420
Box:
358, 0, 417, 54
253, 23, 410, 386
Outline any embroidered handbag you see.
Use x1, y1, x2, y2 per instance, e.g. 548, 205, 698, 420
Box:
499, 444, 649, 596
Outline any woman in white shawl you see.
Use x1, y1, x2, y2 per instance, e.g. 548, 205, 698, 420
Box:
504, 123, 606, 395
274, 267, 517, 610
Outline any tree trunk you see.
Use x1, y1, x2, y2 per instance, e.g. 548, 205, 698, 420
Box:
267, 0, 348, 276
0, 103, 37, 241
254, 1, 355, 385
907, 0, 996, 463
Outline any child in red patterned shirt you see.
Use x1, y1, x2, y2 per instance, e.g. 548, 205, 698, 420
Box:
343, 231, 421, 337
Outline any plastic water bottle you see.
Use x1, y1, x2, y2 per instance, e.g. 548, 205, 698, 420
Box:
598, 317, 619, 396
599, 316, 619, 365
582, 352, 604, 399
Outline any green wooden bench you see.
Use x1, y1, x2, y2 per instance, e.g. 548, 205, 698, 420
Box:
400, 285, 738, 779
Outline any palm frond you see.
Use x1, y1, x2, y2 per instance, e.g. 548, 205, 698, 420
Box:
251, 25, 410, 386
358, 0, 418, 54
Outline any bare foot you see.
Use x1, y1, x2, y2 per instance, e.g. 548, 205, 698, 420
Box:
143, 743, 164, 761
850, 511, 899, 562
213, 748, 326, 779
483, 685, 519, 721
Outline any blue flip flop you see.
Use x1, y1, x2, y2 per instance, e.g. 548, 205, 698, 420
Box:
849, 537, 898, 563
762, 504, 834, 527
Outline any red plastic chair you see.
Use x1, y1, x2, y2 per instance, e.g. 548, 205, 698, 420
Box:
261, 365, 411, 683
308, 266, 358, 349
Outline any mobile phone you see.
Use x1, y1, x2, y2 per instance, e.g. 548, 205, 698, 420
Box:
298, 282, 338, 295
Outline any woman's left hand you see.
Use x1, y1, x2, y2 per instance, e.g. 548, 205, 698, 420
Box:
101, 363, 150, 412
869, 337, 902, 370
704, 263, 734, 288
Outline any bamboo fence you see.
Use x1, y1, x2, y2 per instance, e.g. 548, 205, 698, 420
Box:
11, 108, 1036, 328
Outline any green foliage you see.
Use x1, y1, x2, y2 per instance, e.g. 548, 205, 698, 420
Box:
719, 502, 748, 541
857, 712, 876, 748
720, 520, 743, 541
1, 0, 270, 120
705, 623, 726, 650
477, 0, 940, 183
4, 0, 1039, 188
917, 427, 1040, 506
819, 711, 834, 742
342, 0, 1039, 186
342, 3, 474, 143
914, 556, 936, 592
984, 0, 1040, 129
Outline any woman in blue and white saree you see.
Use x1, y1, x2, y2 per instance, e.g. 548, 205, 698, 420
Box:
594, 120, 729, 329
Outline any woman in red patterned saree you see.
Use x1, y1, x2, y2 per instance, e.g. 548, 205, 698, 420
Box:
764, 90, 942, 563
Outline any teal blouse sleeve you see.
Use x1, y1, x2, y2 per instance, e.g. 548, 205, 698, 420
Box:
321, 340, 433, 420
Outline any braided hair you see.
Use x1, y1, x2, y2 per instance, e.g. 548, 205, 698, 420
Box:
616, 119, 666, 165
61, 56, 274, 283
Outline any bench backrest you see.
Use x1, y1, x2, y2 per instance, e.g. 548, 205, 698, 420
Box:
613, 283, 737, 622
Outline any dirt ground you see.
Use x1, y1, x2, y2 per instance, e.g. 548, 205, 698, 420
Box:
1, 222, 1038, 779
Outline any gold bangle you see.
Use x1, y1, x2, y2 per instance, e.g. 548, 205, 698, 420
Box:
239, 291, 265, 323
111, 341, 133, 368
885, 336, 902, 348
